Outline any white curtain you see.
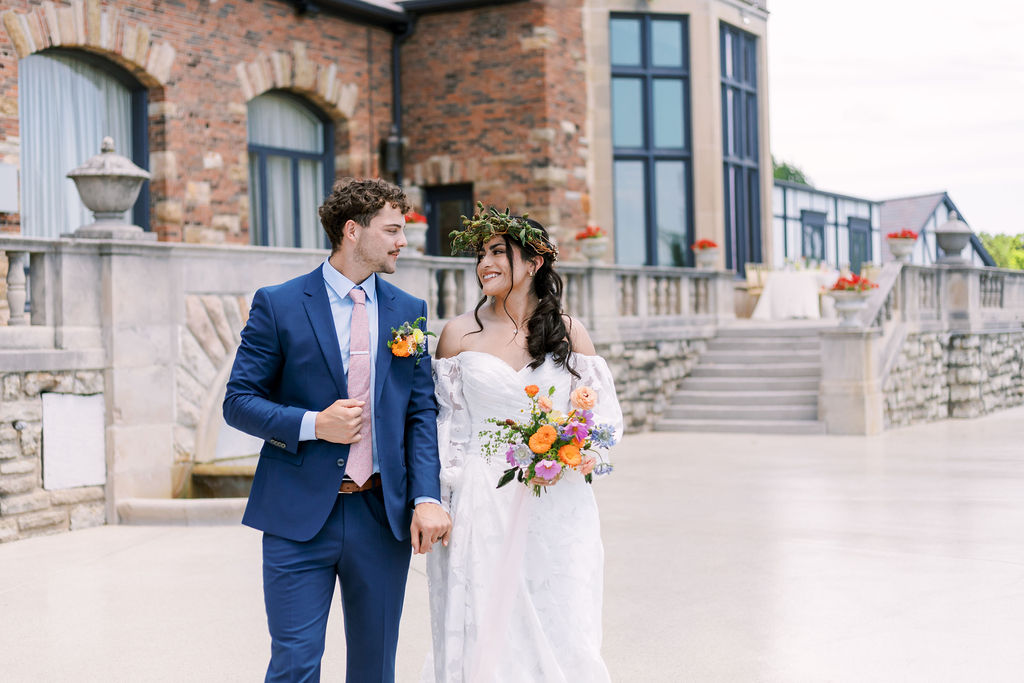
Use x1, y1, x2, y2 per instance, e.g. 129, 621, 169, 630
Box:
247, 93, 325, 248
19, 52, 133, 238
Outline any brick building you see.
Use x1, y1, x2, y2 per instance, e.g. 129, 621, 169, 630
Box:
0, 0, 770, 269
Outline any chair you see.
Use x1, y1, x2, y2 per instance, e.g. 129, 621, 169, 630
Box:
744, 263, 765, 297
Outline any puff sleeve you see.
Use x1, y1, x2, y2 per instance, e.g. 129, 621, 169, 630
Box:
432, 356, 471, 509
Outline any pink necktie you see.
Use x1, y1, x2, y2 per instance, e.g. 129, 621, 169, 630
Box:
346, 287, 372, 486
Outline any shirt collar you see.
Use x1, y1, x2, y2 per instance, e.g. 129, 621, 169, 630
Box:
322, 260, 376, 304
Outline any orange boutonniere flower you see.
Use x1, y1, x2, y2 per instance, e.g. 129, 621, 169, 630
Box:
387, 316, 435, 365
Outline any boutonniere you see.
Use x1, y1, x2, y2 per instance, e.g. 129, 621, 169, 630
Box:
387, 316, 435, 365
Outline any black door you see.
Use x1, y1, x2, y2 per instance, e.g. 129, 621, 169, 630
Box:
424, 185, 474, 256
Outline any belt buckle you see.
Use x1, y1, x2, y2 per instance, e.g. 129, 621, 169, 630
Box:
339, 477, 357, 495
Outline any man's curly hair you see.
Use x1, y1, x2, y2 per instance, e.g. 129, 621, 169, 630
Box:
318, 178, 411, 251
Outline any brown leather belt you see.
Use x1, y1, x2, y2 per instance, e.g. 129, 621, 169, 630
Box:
339, 473, 382, 494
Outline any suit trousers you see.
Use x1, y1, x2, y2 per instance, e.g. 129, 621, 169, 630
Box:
262, 487, 411, 683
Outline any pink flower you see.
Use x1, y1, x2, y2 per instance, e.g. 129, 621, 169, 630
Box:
534, 460, 562, 481
537, 396, 553, 412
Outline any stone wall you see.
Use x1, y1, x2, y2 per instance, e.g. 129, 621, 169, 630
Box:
884, 332, 949, 427
400, 0, 589, 254
599, 337, 708, 432
884, 331, 1024, 427
0, 370, 106, 543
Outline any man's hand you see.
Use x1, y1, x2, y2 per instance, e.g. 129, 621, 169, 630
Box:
410, 503, 451, 555
314, 399, 365, 444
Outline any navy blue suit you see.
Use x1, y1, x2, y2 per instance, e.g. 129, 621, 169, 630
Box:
224, 266, 441, 682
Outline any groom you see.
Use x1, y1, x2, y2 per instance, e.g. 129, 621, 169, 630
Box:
224, 177, 451, 682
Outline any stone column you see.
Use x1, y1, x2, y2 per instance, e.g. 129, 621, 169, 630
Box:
819, 328, 885, 435
941, 266, 982, 332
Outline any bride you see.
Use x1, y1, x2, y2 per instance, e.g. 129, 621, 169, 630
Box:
424, 208, 623, 682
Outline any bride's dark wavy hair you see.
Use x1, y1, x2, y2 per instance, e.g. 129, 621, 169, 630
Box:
469, 218, 579, 379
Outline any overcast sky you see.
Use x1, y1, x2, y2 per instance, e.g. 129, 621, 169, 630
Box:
767, 0, 1024, 235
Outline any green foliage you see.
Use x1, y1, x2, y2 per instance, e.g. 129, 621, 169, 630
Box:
772, 155, 812, 186
978, 232, 1024, 270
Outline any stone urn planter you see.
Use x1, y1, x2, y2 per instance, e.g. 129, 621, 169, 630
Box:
578, 236, 608, 263
935, 212, 972, 263
66, 136, 153, 240
886, 237, 916, 263
694, 246, 719, 269
404, 222, 428, 254
828, 290, 872, 327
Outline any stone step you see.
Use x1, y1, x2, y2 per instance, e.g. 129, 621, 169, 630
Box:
708, 338, 821, 351
654, 418, 828, 435
672, 390, 818, 406
680, 376, 820, 391
701, 349, 820, 364
689, 363, 821, 378
715, 326, 830, 339
663, 403, 818, 421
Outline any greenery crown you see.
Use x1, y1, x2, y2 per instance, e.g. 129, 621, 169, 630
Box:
449, 202, 558, 260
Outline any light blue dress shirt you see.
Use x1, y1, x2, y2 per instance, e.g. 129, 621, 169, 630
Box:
300, 261, 438, 507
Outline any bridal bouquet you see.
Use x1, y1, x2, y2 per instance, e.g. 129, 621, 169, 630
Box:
479, 384, 618, 497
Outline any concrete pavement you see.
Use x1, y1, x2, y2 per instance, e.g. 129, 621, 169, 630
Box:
4, 406, 1024, 681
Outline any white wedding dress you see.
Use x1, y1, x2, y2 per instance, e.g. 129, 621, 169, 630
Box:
424, 351, 623, 683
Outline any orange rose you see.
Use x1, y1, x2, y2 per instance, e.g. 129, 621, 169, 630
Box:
524, 385, 540, 397
528, 424, 558, 454
391, 338, 411, 357
570, 386, 597, 410
536, 396, 553, 412
557, 443, 581, 467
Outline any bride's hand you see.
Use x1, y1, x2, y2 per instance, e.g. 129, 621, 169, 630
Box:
579, 455, 596, 476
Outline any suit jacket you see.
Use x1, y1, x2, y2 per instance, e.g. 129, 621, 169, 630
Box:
223, 266, 441, 542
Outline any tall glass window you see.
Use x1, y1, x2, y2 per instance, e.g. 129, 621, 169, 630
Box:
721, 23, 762, 273
610, 15, 692, 266
19, 50, 147, 237
248, 92, 333, 248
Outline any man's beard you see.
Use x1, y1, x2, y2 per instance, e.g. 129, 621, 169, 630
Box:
356, 243, 396, 274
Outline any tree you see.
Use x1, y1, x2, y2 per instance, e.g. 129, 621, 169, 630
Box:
978, 232, 1024, 270
772, 155, 812, 186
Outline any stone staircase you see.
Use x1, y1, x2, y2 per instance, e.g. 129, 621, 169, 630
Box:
657, 324, 828, 434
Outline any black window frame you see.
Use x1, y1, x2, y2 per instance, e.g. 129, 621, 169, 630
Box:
847, 216, 872, 274
610, 13, 694, 267
720, 23, 762, 274
247, 91, 335, 249
800, 209, 827, 261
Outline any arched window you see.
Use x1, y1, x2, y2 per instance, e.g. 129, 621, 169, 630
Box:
18, 50, 148, 238
247, 92, 333, 248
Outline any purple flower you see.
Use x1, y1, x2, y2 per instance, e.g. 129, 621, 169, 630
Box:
563, 422, 590, 443
505, 444, 517, 467
534, 460, 562, 481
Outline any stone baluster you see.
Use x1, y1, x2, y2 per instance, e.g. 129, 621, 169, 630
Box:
5, 251, 28, 326
442, 269, 457, 320
658, 277, 670, 316
668, 277, 680, 315
428, 268, 439, 320
649, 277, 661, 315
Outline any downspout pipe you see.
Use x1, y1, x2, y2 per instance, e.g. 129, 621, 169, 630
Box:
392, 14, 417, 187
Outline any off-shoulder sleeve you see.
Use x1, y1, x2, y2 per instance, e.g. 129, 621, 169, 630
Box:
572, 353, 624, 446
432, 356, 470, 510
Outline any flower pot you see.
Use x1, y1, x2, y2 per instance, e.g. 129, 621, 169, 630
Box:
887, 237, 916, 263
404, 222, 428, 254
578, 236, 608, 263
828, 290, 872, 327
694, 247, 719, 269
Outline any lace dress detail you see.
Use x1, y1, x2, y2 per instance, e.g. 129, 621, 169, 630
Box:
425, 352, 623, 683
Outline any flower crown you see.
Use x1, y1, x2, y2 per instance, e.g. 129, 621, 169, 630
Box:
449, 202, 558, 260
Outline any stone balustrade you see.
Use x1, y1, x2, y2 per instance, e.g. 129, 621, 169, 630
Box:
0, 235, 734, 541
819, 263, 1024, 435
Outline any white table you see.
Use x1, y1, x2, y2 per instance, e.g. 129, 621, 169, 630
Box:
751, 270, 838, 321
